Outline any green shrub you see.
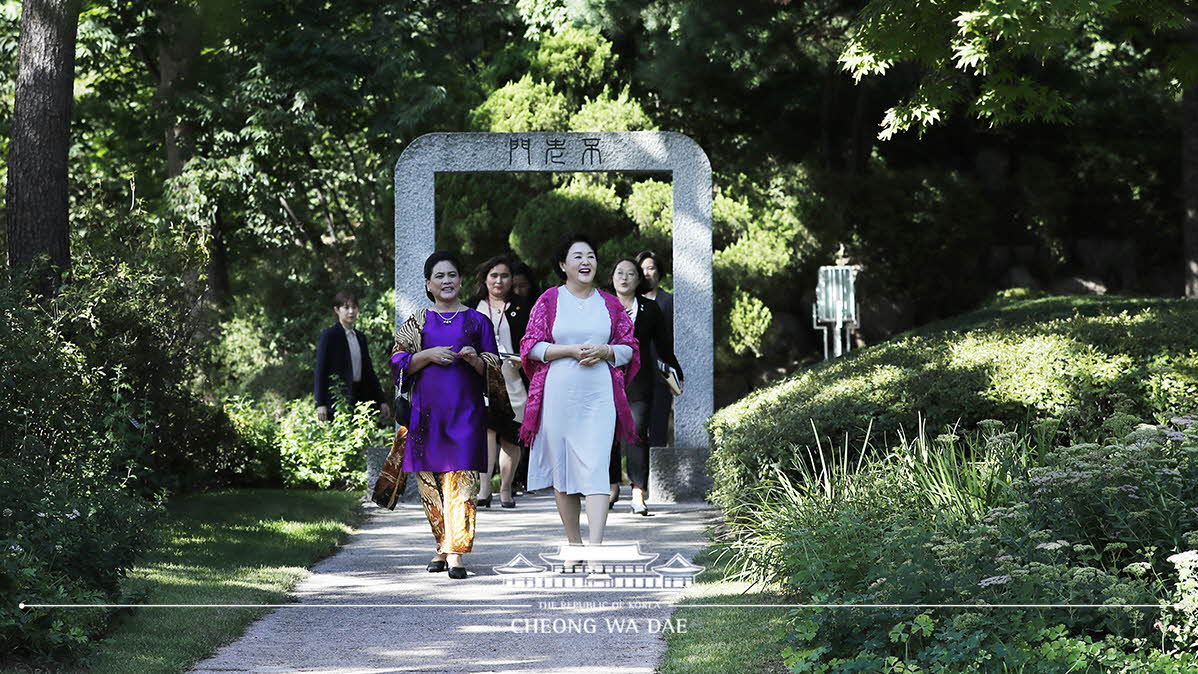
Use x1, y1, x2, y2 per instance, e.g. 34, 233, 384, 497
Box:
721, 413, 1198, 670
509, 178, 625, 266
470, 74, 572, 132
1, 551, 107, 665
0, 261, 229, 662
0, 257, 240, 494
708, 295, 1198, 512
568, 87, 655, 132
1, 451, 159, 664
727, 290, 772, 357
224, 397, 285, 487
530, 26, 616, 98
223, 395, 390, 491
277, 398, 392, 490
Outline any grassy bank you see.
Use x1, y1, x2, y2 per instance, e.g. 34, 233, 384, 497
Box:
660, 547, 793, 674
47, 489, 362, 674
714, 416, 1198, 670
709, 293, 1198, 511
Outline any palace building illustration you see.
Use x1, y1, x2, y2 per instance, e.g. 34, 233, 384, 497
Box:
492, 544, 704, 589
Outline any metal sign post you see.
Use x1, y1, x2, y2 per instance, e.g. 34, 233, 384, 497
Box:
813, 265, 859, 361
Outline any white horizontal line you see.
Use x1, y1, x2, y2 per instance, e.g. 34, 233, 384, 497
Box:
676, 604, 1173, 609
19, 603, 534, 609
19, 602, 1174, 609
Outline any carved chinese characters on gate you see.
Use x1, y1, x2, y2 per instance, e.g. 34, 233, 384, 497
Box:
507, 136, 602, 168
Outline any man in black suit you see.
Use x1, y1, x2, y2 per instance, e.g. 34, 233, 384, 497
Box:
314, 290, 391, 421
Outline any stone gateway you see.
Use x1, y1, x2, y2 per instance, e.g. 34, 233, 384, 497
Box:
394, 131, 712, 501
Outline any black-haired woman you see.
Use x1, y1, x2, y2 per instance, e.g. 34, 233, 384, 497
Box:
508, 258, 538, 495
511, 260, 538, 303
636, 250, 675, 447
608, 257, 684, 516
519, 233, 640, 550
469, 255, 531, 508
389, 251, 508, 579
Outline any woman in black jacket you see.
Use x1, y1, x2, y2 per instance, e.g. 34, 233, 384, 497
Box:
469, 255, 532, 508
607, 257, 684, 515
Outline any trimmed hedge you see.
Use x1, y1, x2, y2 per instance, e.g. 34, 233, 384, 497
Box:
707, 292, 1198, 511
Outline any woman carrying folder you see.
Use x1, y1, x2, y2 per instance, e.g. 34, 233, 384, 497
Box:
470, 255, 531, 508
608, 257, 684, 516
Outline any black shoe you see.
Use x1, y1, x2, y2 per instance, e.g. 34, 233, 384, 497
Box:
477, 496, 492, 508
608, 494, 620, 510
447, 566, 468, 579
427, 560, 448, 573
501, 500, 516, 508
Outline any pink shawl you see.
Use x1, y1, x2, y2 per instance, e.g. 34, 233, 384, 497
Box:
518, 286, 640, 446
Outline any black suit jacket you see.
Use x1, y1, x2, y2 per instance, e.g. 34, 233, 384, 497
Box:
627, 295, 684, 403
314, 323, 386, 412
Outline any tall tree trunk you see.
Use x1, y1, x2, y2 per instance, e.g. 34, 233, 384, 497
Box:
5, 0, 80, 295
157, 2, 232, 308
158, 2, 198, 180
1185, 76, 1198, 297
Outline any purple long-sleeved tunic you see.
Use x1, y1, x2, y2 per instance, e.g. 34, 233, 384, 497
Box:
390, 309, 497, 473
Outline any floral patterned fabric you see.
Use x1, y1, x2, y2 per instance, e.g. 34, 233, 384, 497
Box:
416, 470, 478, 554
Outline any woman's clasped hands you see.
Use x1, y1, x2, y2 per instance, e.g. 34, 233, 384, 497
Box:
422, 345, 481, 368
574, 343, 612, 367
456, 345, 482, 368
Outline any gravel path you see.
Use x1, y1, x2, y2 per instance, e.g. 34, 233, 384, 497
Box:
190, 490, 719, 673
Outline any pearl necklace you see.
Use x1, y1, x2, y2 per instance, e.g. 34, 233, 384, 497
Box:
433, 308, 461, 324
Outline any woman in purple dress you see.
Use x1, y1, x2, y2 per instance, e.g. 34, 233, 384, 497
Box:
389, 251, 508, 580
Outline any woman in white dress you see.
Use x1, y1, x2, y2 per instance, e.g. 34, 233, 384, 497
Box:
519, 233, 640, 548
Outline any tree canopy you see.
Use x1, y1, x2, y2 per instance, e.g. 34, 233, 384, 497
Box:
1, 0, 1191, 405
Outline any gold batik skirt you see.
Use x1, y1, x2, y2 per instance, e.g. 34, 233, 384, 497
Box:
416, 470, 479, 554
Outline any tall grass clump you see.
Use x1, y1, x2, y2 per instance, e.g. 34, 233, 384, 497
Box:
717, 418, 1040, 591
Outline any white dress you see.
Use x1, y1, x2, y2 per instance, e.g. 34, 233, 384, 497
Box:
527, 288, 633, 495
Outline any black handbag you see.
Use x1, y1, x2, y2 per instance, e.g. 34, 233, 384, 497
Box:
393, 392, 412, 428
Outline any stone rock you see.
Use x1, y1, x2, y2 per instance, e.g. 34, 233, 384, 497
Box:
1051, 276, 1107, 296
648, 447, 712, 504
364, 446, 388, 495
1075, 238, 1137, 291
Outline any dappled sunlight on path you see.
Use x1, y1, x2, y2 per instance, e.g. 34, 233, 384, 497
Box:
189, 491, 718, 673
